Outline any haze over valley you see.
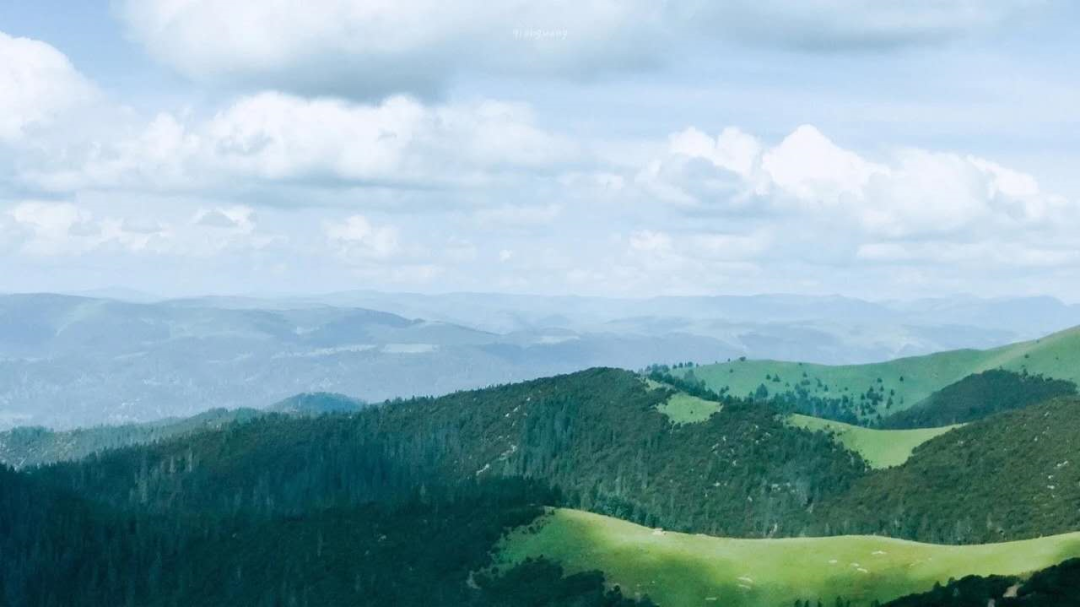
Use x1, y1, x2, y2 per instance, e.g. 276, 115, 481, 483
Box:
4, 291, 1080, 428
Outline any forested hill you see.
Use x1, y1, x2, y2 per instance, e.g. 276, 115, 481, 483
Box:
880, 558, 1080, 606
672, 325, 1080, 425
7, 366, 1080, 605
33, 368, 866, 537
878, 369, 1076, 428
0, 465, 654, 607
0, 393, 366, 469
26, 368, 1080, 545
266, 392, 367, 415
21, 366, 1080, 548
819, 396, 1080, 543
0, 407, 262, 469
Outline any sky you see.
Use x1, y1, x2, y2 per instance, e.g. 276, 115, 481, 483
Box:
2, 0, 1080, 300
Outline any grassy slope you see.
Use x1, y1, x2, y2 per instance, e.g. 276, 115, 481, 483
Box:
681, 326, 1080, 419
786, 415, 960, 469
499, 508, 1080, 607
656, 393, 722, 424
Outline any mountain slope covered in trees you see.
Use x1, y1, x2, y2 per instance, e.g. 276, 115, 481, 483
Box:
0, 466, 654, 607
675, 326, 1080, 424
818, 397, 1080, 544
6, 361, 1080, 605
31, 369, 867, 537
0, 408, 261, 469
878, 369, 1076, 428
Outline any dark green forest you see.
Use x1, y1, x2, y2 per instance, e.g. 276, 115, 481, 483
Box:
31, 369, 867, 537
878, 558, 1080, 606
0, 408, 261, 469
877, 369, 1076, 428
819, 397, 1080, 543
4, 367, 1080, 604
0, 466, 654, 607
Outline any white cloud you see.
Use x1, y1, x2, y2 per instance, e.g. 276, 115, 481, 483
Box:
0, 31, 96, 142
644, 124, 1076, 240
761, 125, 886, 206
7, 202, 97, 255
117, 0, 666, 98
23, 93, 577, 194
192, 206, 256, 232
3, 200, 278, 258
669, 127, 761, 181
324, 215, 400, 260
116, 0, 1043, 98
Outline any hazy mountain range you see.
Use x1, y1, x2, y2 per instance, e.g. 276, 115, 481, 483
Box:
3, 291, 1080, 428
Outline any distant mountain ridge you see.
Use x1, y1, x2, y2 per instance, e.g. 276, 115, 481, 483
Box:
4, 291, 1080, 428
267, 392, 366, 415
0, 294, 739, 428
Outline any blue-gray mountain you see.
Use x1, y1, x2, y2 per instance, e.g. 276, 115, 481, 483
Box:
4, 292, 1080, 428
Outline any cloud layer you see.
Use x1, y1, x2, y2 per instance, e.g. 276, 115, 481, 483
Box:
21, 93, 576, 194
1, 7, 1078, 300
0, 31, 96, 142
116, 0, 1046, 98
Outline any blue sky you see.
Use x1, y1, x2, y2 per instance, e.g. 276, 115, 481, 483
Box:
2, 1, 1080, 300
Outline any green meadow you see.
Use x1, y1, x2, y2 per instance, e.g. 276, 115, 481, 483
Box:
499, 508, 1080, 607
679, 326, 1080, 418
785, 414, 960, 468
656, 392, 723, 424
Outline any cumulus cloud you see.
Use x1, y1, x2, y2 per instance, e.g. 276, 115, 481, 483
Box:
117, 0, 666, 98
643, 124, 1076, 240
22, 93, 577, 194
0, 31, 96, 142
115, 0, 1044, 98
7, 202, 97, 255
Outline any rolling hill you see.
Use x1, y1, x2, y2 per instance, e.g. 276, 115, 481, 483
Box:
878, 369, 1076, 429
0, 408, 261, 469
31, 369, 867, 537
498, 508, 1080, 607
818, 396, 1080, 544
266, 392, 367, 415
6, 362, 1080, 605
676, 325, 1080, 423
